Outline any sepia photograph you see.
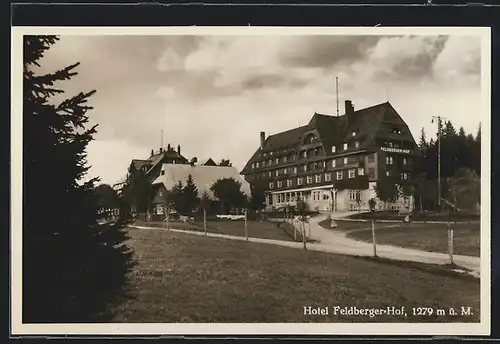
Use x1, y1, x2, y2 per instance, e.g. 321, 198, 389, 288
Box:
11, 26, 491, 335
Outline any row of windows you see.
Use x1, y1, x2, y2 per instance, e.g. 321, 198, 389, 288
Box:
385, 156, 409, 165
385, 171, 410, 179
331, 139, 360, 153
251, 138, 373, 170
252, 154, 372, 171
268, 168, 364, 189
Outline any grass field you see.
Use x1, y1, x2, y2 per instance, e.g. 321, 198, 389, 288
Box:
134, 219, 311, 242
347, 222, 480, 257
111, 227, 480, 323
318, 220, 480, 257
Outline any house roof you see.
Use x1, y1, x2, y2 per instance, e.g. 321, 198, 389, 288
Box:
241, 101, 415, 174
195, 158, 217, 166
152, 163, 251, 200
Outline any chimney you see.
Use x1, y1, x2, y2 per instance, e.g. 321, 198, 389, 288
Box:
150, 149, 154, 156
260, 131, 266, 150
167, 144, 171, 151
177, 145, 181, 154
159, 147, 163, 153
345, 100, 354, 126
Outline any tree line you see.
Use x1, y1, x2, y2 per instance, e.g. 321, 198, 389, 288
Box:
121, 170, 267, 219
375, 120, 481, 213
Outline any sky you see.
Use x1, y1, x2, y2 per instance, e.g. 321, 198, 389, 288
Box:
36, 33, 483, 185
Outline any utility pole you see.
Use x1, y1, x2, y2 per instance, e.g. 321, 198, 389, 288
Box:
431, 115, 447, 210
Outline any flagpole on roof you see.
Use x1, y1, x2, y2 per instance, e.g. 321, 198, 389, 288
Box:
161, 129, 164, 150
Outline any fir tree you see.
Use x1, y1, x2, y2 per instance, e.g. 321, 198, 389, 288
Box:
169, 180, 185, 213
183, 174, 200, 214
418, 127, 428, 150
23, 36, 134, 322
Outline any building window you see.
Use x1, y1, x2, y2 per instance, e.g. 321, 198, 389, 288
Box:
277, 181, 283, 188
297, 177, 303, 185
256, 162, 260, 168
293, 166, 298, 174
283, 168, 288, 175
349, 190, 361, 201
287, 179, 292, 187
302, 151, 307, 158
343, 142, 348, 150
275, 157, 280, 164
276, 170, 279, 177
386, 156, 394, 165
343, 157, 348, 165
386, 171, 391, 177
268, 171, 272, 177
268, 159, 272, 166
292, 153, 297, 160
325, 173, 331, 182
368, 168, 375, 179
269, 182, 274, 189
332, 146, 336, 153
159, 189, 164, 197
252, 163, 255, 169
355, 141, 360, 148
336, 171, 343, 180
348, 169, 356, 178
352, 131, 356, 137
284, 156, 288, 163
403, 157, 408, 165
270, 151, 274, 156
401, 172, 408, 180
331, 159, 336, 168
368, 153, 375, 163
303, 165, 307, 172
306, 176, 313, 184
358, 168, 364, 176
315, 174, 321, 183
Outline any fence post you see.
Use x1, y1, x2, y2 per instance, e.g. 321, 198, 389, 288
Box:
166, 207, 170, 231
371, 220, 377, 257
203, 208, 207, 236
294, 217, 297, 241
447, 222, 454, 264
245, 208, 248, 241
302, 220, 307, 250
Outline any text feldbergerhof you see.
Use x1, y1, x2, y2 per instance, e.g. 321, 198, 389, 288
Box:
303, 306, 408, 318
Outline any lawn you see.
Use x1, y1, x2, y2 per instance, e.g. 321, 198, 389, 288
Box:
133, 219, 311, 242
346, 222, 480, 257
111, 227, 480, 323
347, 211, 480, 222
318, 219, 373, 231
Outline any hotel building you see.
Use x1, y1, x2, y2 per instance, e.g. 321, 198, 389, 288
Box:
240, 100, 420, 212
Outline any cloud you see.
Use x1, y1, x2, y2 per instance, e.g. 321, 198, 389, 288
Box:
432, 36, 481, 85
34, 33, 483, 184
353, 35, 449, 82
278, 35, 385, 68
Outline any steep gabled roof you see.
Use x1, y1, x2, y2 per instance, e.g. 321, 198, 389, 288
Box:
146, 149, 188, 174
131, 159, 150, 171
241, 101, 413, 174
152, 164, 251, 200
262, 125, 310, 152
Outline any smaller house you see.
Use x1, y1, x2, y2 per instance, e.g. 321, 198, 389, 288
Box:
150, 163, 251, 216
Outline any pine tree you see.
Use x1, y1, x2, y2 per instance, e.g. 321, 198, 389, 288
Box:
183, 174, 200, 214
418, 127, 428, 150
169, 180, 184, 213
23, 36, 134, 322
